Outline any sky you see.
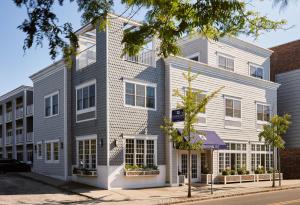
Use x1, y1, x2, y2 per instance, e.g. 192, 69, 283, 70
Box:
0, 0, 299, 95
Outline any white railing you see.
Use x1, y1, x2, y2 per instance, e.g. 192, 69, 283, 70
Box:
6, 112, 12, 122
0, 115, 2, 124
26, 132, 34, 142
16, 107, 24, 119
76, 45, 96, 70
124, 48, 155, 66
6, 136, 12, 145
26, 104, 33, 116
16, 134, 24, 144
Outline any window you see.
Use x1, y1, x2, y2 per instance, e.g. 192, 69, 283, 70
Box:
218, 142, 247, 173
124, 81, 156, 110
44, 92, 59, 117
17, 150, 23, 161
76, 80, 96, 114
218, 55, 234, 71
192, 154, 198, 178
181, 154, 188, 177
250, 65, 264, 79
77, 137, 97, 170
124, 136, 157, 167
257, 104, 270, 122
225, 98, 241, 119
36, 142, 42, 159
250, 143, 273, 173
45, 140, 60, 163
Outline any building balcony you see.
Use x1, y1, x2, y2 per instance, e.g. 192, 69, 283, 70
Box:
16, 134, 24, 144
76, 45, 96, 70
5, 112, 12, 122
0, 115, 2, 124
16, 107, 24, 119
26, 132, 34, 143
124, 48, 155, 67
6, 136, 12, 145
26, 104, 33, 116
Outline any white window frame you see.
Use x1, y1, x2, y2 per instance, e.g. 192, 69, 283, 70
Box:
224, 96, 242, 122
218, 141, 248, 173
256, 102, 271, 124
186, 52, 200, 62
44, 139, 60, 164
217, 53, 235, 72
75, 135, 97, 170
44, 91, 59, 118
249, 63, 264, 79
75, 79, 97, 117
36, 141, 42, 160
250, 142, 274, 173
123, 135, 158, 167
123, 79, 157, 111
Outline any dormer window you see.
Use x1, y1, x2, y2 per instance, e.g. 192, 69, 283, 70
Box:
218, 55, 234, 71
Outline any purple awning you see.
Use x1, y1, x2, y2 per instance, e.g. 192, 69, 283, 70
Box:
177, 129, 227, 150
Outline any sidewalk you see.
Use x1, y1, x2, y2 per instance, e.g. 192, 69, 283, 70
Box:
17, 172, 300, 205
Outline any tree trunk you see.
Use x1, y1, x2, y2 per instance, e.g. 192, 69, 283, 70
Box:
188, 148, 192, 198
272, 146, 275, 187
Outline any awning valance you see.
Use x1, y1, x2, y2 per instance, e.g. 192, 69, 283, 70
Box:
177, 129, 227, 150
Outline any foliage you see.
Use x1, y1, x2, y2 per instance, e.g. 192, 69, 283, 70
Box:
201, 166, 210, 174
259, 114, 291, 150
237, 166, 247, 175
230, 170, 236, 175
222, 168, 230, 176
254, 166, 265, 174
13, 0, 288, 63
124, 164, 158, 171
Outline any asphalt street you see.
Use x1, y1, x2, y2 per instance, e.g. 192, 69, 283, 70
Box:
184, 188, 300, 205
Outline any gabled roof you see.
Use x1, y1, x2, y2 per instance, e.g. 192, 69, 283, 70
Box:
0, 85, 33, 102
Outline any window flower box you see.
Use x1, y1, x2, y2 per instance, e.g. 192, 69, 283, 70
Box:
216, 173, 282, 184
124, 165, 159, 176
73, 168, 97, 177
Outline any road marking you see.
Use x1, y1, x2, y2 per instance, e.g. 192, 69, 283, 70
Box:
268, 199, 300, 205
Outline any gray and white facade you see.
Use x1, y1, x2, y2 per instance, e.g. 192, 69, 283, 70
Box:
27, 14, 280, 189
0, 86, 34, 163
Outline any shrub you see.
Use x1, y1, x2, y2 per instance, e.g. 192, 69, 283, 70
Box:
255, 166, 265, 174
230, 170, 236, 175
222, 169, 230, 175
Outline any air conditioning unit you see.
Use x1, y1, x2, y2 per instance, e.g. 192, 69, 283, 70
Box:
179, 175, 185, 186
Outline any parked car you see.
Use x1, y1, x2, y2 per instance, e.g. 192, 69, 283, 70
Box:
0, 159, 31, 174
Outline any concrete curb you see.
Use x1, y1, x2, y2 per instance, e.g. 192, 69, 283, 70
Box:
14, 173, 96, 200
166, 185, 300, 205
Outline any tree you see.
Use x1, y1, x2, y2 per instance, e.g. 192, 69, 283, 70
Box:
258, 114, 291, 187
161, 69, 222, 197
13, 0, 289, 63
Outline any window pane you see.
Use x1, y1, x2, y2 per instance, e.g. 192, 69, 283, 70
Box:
219, 56, 226, 68
89, 84, 95, 108
136, 96, 145, 107
234, 100, 241, 118
181, 154, 188, 177
250, 66, 257, 77
146, 87, 155, 108
146, 140, 154, 167
257, 68, 263, 79
125, 83, 135, 94
53, 142, 59, 161
46, 143, 51, 161
45, 97, 51, 116
78, 141, 84, 168
257, 104, 264, 121
264, 106, 270, 121
136, 85, 145, 107
91, 139, 96, 169
77, 89, 83, 111
125, 139, 134, 165
192, 154, 197, 178
85, 140, 90, 169
227, 58, 234, 71
136, 140, 144, 166
83, 87, 89, 109
52, 94, 58, 115
125, 94, 135, 106
225, 99, 233, 117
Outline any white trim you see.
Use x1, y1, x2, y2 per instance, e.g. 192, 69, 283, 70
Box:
123, 79, 157, 111
63, 67, 68, 180
0, 86, 33, 102
76, 134, 97, 141
30, 60, 64, 83
75, 79, 97, 118
76, 117, 97, 123
44, 139, 60, 164
36, 141, 43, 160
185, 52, 200, 62
44, 91, 59, 118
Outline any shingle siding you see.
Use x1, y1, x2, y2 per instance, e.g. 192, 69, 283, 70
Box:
107, 18, 166, 166
33, 67, 65, 178
71, 30, 108, 166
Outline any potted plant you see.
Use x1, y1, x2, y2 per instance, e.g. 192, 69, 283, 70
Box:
124, 164, 160, 176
